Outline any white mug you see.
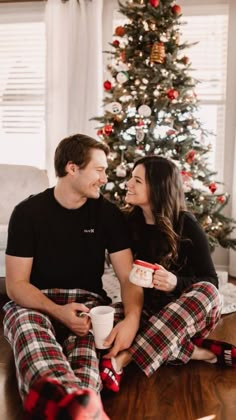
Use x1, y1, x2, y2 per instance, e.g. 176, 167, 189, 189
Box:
79, 306, 115, 349
129, 259, 159, 288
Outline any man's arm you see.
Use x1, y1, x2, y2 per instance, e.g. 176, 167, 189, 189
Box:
104, 248, 144, 357
110, 248, 143, 319
5, 255, 91, 335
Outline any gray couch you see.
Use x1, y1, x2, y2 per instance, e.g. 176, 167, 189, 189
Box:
0, 164, 49, 291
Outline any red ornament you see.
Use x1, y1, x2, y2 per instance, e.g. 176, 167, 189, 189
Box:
217, 195, 226, 204
167, 88, 179, 100
103, 80, 112, 91
115, 26, 125, 37
172, 4, 182, 15
181, 170, 192, 176
137, 119, 145, 127
166, 129, 176, 136
186, 150, 196, 164
181, 171, 192, 190
181, 56, 189, 65
149, 0, 159, 7
103, 125, 113, 136
209, 182, 217, 193
120, 50, 126, 63
96, 129, 103, 136
112, 40, 120, 47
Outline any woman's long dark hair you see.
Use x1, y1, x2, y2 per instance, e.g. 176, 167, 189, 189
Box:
125, 155, 187, 268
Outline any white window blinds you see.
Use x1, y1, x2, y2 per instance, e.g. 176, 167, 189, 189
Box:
0, 1, 46, 168
181, 11, 228, 101
180, 4, 229, 181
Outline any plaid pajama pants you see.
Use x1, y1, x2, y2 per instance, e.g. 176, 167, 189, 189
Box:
3, 288, 124, 400
129, 281, 222, 377
3, 282, 221, 400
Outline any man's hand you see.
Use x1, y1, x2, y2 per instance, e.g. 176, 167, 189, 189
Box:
102, 315, 139, 358
55, 303, 91, 336
153, 264, 177, 292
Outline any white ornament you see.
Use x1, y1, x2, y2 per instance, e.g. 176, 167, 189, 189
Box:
116, 163, 127, 178
138, 104, 152, 117
116, 62, 129, 72
160, 34, 168, 42
105, 102, 122, 114
116, 71, 129, 84
161, 69, 168, 77
136, 128, 145, 143
119, 182, 126, 190
105, 182, 115, 191
120, 94, 133, 102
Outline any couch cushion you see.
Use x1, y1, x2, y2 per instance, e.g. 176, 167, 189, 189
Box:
0, 164, 49, 224
0, 225, 7, 250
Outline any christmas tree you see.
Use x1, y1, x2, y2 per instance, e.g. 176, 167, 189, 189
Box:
93, 0, 236, 252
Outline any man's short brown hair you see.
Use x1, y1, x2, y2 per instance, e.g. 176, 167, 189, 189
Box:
54, 133, 110, 177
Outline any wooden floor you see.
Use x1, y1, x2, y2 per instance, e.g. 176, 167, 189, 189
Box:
1, 281, 236, 420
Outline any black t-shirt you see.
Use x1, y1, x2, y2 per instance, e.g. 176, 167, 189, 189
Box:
126, 210, 218, 311
6, 188, 130, 296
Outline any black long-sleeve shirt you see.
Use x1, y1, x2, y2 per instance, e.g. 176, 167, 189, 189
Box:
126, 211, 218, 312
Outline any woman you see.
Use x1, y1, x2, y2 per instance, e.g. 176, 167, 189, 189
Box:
100, 156, 236, 393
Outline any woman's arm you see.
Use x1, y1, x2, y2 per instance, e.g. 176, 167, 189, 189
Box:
173, 214, 218, 295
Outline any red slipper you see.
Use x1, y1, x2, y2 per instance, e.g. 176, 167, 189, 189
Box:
24, 377, 109, 419
100, 359, 123, 393
192, 337, 236, 367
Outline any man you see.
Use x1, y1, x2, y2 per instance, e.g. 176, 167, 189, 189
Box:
3, 134, 143, 419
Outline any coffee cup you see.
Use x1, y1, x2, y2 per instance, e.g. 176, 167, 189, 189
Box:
129, 259, 159, 288
79, 306, 115, 349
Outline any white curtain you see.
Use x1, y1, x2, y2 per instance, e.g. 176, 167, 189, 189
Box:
45, 0, 104, 185
229, 133, 236, 277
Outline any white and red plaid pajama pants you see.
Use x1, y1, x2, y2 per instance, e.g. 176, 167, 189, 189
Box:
3, 281, 221, 401
129, 281, 222, 376
3, 289, 116, 400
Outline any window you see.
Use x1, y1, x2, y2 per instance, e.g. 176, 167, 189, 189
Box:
180, 4, 229, 183
0, 1, 46, 168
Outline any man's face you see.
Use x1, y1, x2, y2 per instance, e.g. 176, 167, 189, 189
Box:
73, 149, 108, 199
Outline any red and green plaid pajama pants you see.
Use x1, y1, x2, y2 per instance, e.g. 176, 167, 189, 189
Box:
3, 281, 221, 400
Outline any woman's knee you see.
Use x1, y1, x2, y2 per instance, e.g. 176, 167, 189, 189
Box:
190, 282, 221, 306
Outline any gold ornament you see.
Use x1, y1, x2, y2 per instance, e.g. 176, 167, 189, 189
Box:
114, 114, 123, 122
149, 22, 156, 31
150, 42, 165, 64
202, 215, 212, 227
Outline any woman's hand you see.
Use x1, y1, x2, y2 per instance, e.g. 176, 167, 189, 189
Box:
152, 265, 177, 292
